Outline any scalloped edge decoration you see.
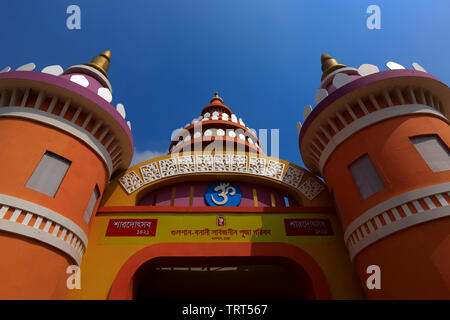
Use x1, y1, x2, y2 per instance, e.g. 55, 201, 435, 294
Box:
116, 103, 126, 119
97, 87, 112, 103
0, 66, 11, 73
332, 72, 351, 89
297, 122, 302, 134
16, 62, 36, 71
303, 105, 312, 121
70, 74, 90, 88
412, 62, 426, 73
358, 64, 380, 76
314, 88, 328, 105
41, 65, 64, 76
386, 61, 405, 70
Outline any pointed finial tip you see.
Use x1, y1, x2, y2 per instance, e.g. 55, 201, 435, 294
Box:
321, 53, 331, 62
320, 53, 346, 81
101, 50, 111, 61
84, 50, 111, 78
210, 91, 223, 103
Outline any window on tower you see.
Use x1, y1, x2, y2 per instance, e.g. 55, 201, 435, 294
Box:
348, 154, 385, 200
83, 185, 100, 223
410, 135, 450, 172
25, 151, 71, 197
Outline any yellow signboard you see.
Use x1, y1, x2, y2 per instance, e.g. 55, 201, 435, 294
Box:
98, 213, 337, 245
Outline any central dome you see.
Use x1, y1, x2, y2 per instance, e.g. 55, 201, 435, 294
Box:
169, 92, 262, 154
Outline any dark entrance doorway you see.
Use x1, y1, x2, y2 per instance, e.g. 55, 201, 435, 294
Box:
133, 256, 315, 300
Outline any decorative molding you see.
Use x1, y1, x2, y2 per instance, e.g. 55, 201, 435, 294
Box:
0, 193, 88, 264
297, 178, 326, 201
344, 183, 450, 261
0, 106, 115, 176
118, 153, 325, 201
301, 78, 448, 174
282, 165, 305, 188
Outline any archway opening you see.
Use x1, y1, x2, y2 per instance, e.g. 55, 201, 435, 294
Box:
132, 256, 315, 300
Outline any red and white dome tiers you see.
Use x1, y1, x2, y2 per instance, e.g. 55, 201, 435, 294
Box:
169, 92, 262, 154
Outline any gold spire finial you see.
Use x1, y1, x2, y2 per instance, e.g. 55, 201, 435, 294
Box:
210, 91, 223, 103
321, 53, 346, 81
84, 50, 111, 78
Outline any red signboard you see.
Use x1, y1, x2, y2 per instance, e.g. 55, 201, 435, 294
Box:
105, 219, 158, 237
284, 218, 333, 236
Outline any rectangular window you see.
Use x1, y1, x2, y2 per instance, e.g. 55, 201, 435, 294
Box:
26, 151, 71, 197
349, 154, 385, 199
83, 186, 100, 223
410, 135, 450, 172
331, 191, 345, 223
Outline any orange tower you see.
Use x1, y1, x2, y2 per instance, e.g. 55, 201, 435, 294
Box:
299, 54, 450, 299
0, 51, 133, 299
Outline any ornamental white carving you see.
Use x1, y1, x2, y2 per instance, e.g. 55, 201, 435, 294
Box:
119, 171, 144, 194
298, 177, 325, 200
196, 155, 213, 172
230, 155, 247, 173
140, 162, 161, 184
159, 158, 178, 177
265, 160, 285, 180
214, 154, 231, 172
248, 157, 266, 175
177, 155, 196, 174
282, 165, 304, 187
119, 154, 315, 200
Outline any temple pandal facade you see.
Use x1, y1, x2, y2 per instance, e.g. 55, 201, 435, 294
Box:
0, 51, 448, 299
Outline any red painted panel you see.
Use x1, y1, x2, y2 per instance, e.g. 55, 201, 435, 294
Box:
284, 218, 333, 236
105, 219, 158, 237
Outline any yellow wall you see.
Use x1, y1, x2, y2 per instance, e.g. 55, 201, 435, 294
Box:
66, 210, 364, 300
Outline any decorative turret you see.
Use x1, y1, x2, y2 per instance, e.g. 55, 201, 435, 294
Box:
0, 51, 134, 299
299, 54, 450, 299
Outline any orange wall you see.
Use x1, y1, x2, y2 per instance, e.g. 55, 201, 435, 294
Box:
322, 114, 450, 299
0, 118, 109, 233
0, 117, 110, 299
0, 232, 72, 299
323, 115, 450, 230
353, 216, 450, 299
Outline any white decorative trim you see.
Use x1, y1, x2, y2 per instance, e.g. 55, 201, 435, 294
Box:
344, 182, 450, 240
0, 107, 113, 176
0, 194, 88, 244
344, 183, 450, 261
0, 193, 88, 264
318, 104, 448, 174
347, 206, 450, 261
118, 153, 325, 201
320, 67, 359, 89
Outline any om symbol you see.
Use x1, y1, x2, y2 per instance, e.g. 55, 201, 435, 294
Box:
205, 181, 241, 207
211, 182, 236, 205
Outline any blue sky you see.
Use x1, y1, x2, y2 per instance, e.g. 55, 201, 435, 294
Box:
1, 0, 449, 169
